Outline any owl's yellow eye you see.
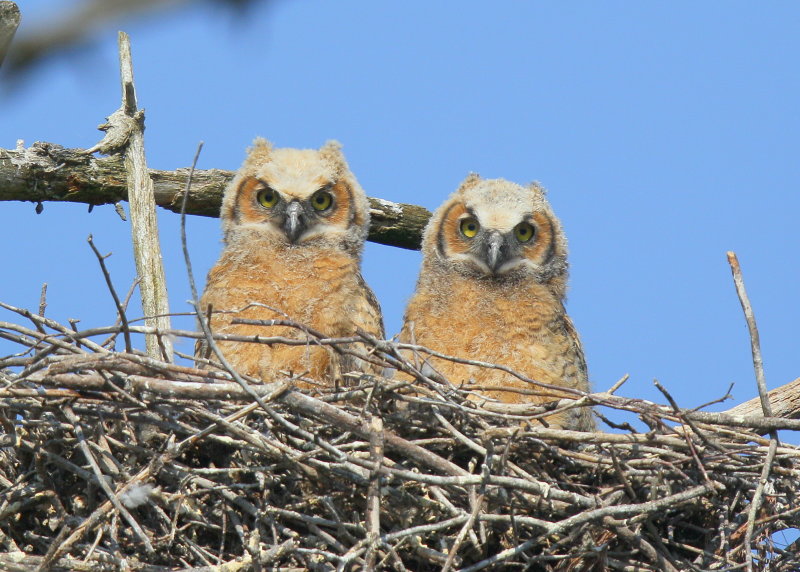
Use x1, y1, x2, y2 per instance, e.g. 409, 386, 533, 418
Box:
257, 187, 279, 208
460, 218, 480, 238
514, 222, 535, 243
311, 190, 333, 211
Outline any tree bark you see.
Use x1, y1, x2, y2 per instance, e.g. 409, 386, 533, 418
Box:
0, 142, 431, 250
112, 31, 172, 361
724, 377, 800, 419
0, 1, 20, 67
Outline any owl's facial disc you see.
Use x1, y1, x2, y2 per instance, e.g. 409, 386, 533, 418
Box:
241, 176, 342, 244
452, 214, 542, 276
451, 212, 525, 275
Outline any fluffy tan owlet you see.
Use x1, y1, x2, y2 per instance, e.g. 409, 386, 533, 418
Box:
197, 139, 384, 386
399, 175, 593, 430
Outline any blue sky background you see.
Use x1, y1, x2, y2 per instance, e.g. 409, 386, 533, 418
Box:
2, 1, 799, 427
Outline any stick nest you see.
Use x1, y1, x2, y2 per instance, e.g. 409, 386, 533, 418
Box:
1, 304, 799, 571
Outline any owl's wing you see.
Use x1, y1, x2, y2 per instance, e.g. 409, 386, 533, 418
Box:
562, 309, 588, 384
336, 272, 385, 376
561, 303, 596, 431
356, 271, 385, 339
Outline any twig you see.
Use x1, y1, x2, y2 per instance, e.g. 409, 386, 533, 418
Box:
604, 517, 680, 572
364, 415, 384, 570
61, 405, 154, 553
653, 378, 716, 488
606, 373, 630, 395
87, 235, 132, 353
37, 283, 47, 318
178, 143, 204, 297
461, 482, 722, 572
727, 252, 773, 419
441, 492, 484, 572
4, 262, 800, 570
727, 251, 780, 572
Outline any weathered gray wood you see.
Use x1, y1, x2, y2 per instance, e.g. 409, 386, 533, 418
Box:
724, 377, 800, 420
0, 1, 20, 67
121, 32, 171, 361
0, 142, 432, 250
87, 32, 172, 361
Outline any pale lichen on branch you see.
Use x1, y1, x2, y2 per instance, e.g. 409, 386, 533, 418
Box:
0, 141, 432, 250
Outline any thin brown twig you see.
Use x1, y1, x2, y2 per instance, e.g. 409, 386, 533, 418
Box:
87, 235, 132, 353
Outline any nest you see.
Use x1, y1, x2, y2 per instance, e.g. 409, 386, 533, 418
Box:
1, 302, 799, 572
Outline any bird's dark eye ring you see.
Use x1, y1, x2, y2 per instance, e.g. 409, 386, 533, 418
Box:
460, 217, 480, 238
257, 187, 279, 208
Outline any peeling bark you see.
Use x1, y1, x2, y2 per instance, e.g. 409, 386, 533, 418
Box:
0, 141, 431, 250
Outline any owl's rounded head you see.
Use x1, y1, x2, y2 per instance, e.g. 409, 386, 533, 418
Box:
421, 174, 569, 295
220, 138, 370, 255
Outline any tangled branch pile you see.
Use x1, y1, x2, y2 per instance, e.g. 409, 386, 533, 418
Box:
1, 302, 799, 571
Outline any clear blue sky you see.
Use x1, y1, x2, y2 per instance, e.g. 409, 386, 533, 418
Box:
2, 1, 799, 424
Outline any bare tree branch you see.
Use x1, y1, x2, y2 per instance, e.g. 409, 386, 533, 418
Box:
3, 0, 188, 77
100, 31, 173, 361
0, 1, 20, 67
726, 251, 779, 572
725, 377, 800, 419
0, 142, 431, 250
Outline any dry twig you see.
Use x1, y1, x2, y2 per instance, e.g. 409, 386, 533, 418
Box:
1, 307, 798, 571
727, 251, 781, 572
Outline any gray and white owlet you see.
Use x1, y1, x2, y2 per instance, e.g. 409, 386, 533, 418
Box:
197, 138, 384, 386
400, 174, 593, 430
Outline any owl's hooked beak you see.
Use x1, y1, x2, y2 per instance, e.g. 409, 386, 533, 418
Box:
484, 230, 509, 274
283, 201, 306, 243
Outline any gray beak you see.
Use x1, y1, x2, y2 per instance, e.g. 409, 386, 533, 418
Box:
283, 201, 305, 243
486, 231, 505, 273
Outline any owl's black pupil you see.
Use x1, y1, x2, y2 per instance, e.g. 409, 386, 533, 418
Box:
316, 196, 324, 203
468, 223, 476, 231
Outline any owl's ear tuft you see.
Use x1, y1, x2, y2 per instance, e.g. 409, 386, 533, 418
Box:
458, 173, 482, 192
243, 138, 273, 170
319, 140, 351, 181
528, 181, 547, 196
320, 139, 343, 154
319, 140, 347, 167
250, 137, 273, 152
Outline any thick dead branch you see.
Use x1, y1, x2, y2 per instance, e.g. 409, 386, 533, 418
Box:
0, 1, 19, 67
3, 0, 189, 77
725, 377, 800, 419
0, 141, 431, 250
98, 31, 172, 361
